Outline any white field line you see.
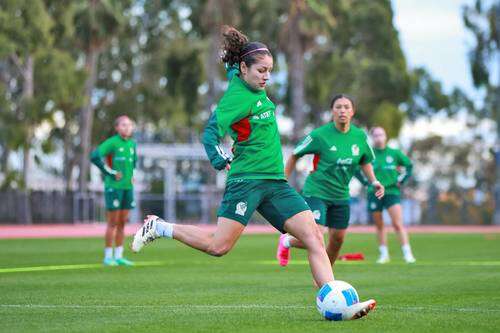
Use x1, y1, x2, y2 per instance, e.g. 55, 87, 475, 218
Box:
1, 304, 499, 313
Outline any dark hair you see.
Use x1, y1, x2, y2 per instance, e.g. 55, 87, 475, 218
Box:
330, 94, 356, 110
221, 25, 271, 68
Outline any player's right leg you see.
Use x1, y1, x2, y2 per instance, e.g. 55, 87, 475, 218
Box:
132, 179, 259, 256
369, 193, 389, 263
131, 215, 244, 256
104, 210, 119, 266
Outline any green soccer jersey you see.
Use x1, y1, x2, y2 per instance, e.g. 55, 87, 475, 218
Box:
90, 135, 137, 190
202, 74, 285, 182
294, 123, 375, 203
365, 147, 412, 196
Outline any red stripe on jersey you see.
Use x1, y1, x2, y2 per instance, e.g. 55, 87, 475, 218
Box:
312, 154, 320, 172
231, 117, 252, 142
106, 155, 113, 168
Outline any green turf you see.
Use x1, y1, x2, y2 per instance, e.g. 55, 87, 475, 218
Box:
1, 232, 500, 333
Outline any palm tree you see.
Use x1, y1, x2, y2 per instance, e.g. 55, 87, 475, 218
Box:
74, 0, 125, 192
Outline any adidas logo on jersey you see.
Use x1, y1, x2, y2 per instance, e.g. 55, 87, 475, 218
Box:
330, 145, 337, 151
256, 100, 262, 107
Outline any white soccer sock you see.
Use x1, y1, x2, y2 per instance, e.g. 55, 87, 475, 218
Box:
283, 234, 292, 248
379, 245, 389, 258
104, 247, 113, 260
402, 244, 413, 257
156, 219, 174, 238
114, 246, 124, 259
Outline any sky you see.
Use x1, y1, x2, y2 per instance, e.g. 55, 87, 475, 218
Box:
391, 0, 476, 95
390, 0, 498, 146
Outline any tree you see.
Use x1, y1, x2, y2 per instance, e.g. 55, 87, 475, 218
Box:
304, 0, 411, 137
74, 0, 127, 192
0, 0, 54, 223
463, 0, 499, 224
280, 0, 336, 141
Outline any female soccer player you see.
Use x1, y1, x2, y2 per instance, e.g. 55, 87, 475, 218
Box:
356, 126, 415, 264
276, 94, 385, 268
90, 115, 136, 266
130, 26, 375, 318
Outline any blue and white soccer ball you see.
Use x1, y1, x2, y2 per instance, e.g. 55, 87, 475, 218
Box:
316, 280, 360, 321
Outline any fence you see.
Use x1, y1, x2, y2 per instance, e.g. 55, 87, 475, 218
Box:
0, 189, 422, 225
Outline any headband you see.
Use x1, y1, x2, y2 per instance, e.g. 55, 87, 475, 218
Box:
240, 47, 269, 59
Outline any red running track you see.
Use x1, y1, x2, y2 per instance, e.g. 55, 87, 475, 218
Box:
1, 223, 500, 239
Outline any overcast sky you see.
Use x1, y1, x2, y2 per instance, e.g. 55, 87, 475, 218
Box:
392, 0, 476, 94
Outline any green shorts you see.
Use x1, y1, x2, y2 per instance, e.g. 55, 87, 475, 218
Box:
368, 193, 400, 212
104, 188, 135, 211
217, 179, 309, 233
303, 196, 350, 229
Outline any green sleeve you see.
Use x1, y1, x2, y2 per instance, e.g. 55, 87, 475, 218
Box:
359, 135, 375, 165
90, 138, 118, 177
202, 76, 251, 170
133, 142, 138, 169
293, 132, 321, 157
354, 168, 370, 186
202, 112, 232, 170
397, 150, 413, 184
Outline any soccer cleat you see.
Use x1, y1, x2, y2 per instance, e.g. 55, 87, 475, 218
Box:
346, 299, 377, 320
276, 234, 290, 266
131, 215, 161, 253
115, 257, 134, 266
404, 255, 416, 264
376, 256, 390, 264
103, 258, 117, 266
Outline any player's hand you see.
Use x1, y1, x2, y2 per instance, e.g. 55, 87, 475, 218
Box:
115, 172, 123, 181
372, 181, 384, 199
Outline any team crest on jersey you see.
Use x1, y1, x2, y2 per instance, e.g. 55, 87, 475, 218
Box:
351, 144, 360, 156
386, 156, 394, 163
119, 147, 124, 152
330, 145, 337, 151
235, 202, 248, 216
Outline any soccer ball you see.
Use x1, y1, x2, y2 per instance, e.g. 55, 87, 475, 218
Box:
316, 280, 359, 321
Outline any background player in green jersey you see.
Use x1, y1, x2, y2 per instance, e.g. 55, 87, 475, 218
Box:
356, 126, 416, 264
277, 94, 385, 268
130, 27, 376, 316
90, 115, 137, 266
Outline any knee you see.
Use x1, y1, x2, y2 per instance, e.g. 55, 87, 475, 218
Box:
303, 227, 325, 251
330, 233, 345, 246
207, 244, 231, 257
393, 223, 403, 233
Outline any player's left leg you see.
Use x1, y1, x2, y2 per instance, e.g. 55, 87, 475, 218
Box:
276, 196, 326, 266
325, 228, 347, 265
386, 202, 415, 263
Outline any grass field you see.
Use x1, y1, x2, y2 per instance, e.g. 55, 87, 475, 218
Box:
1, 232, 500, 332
